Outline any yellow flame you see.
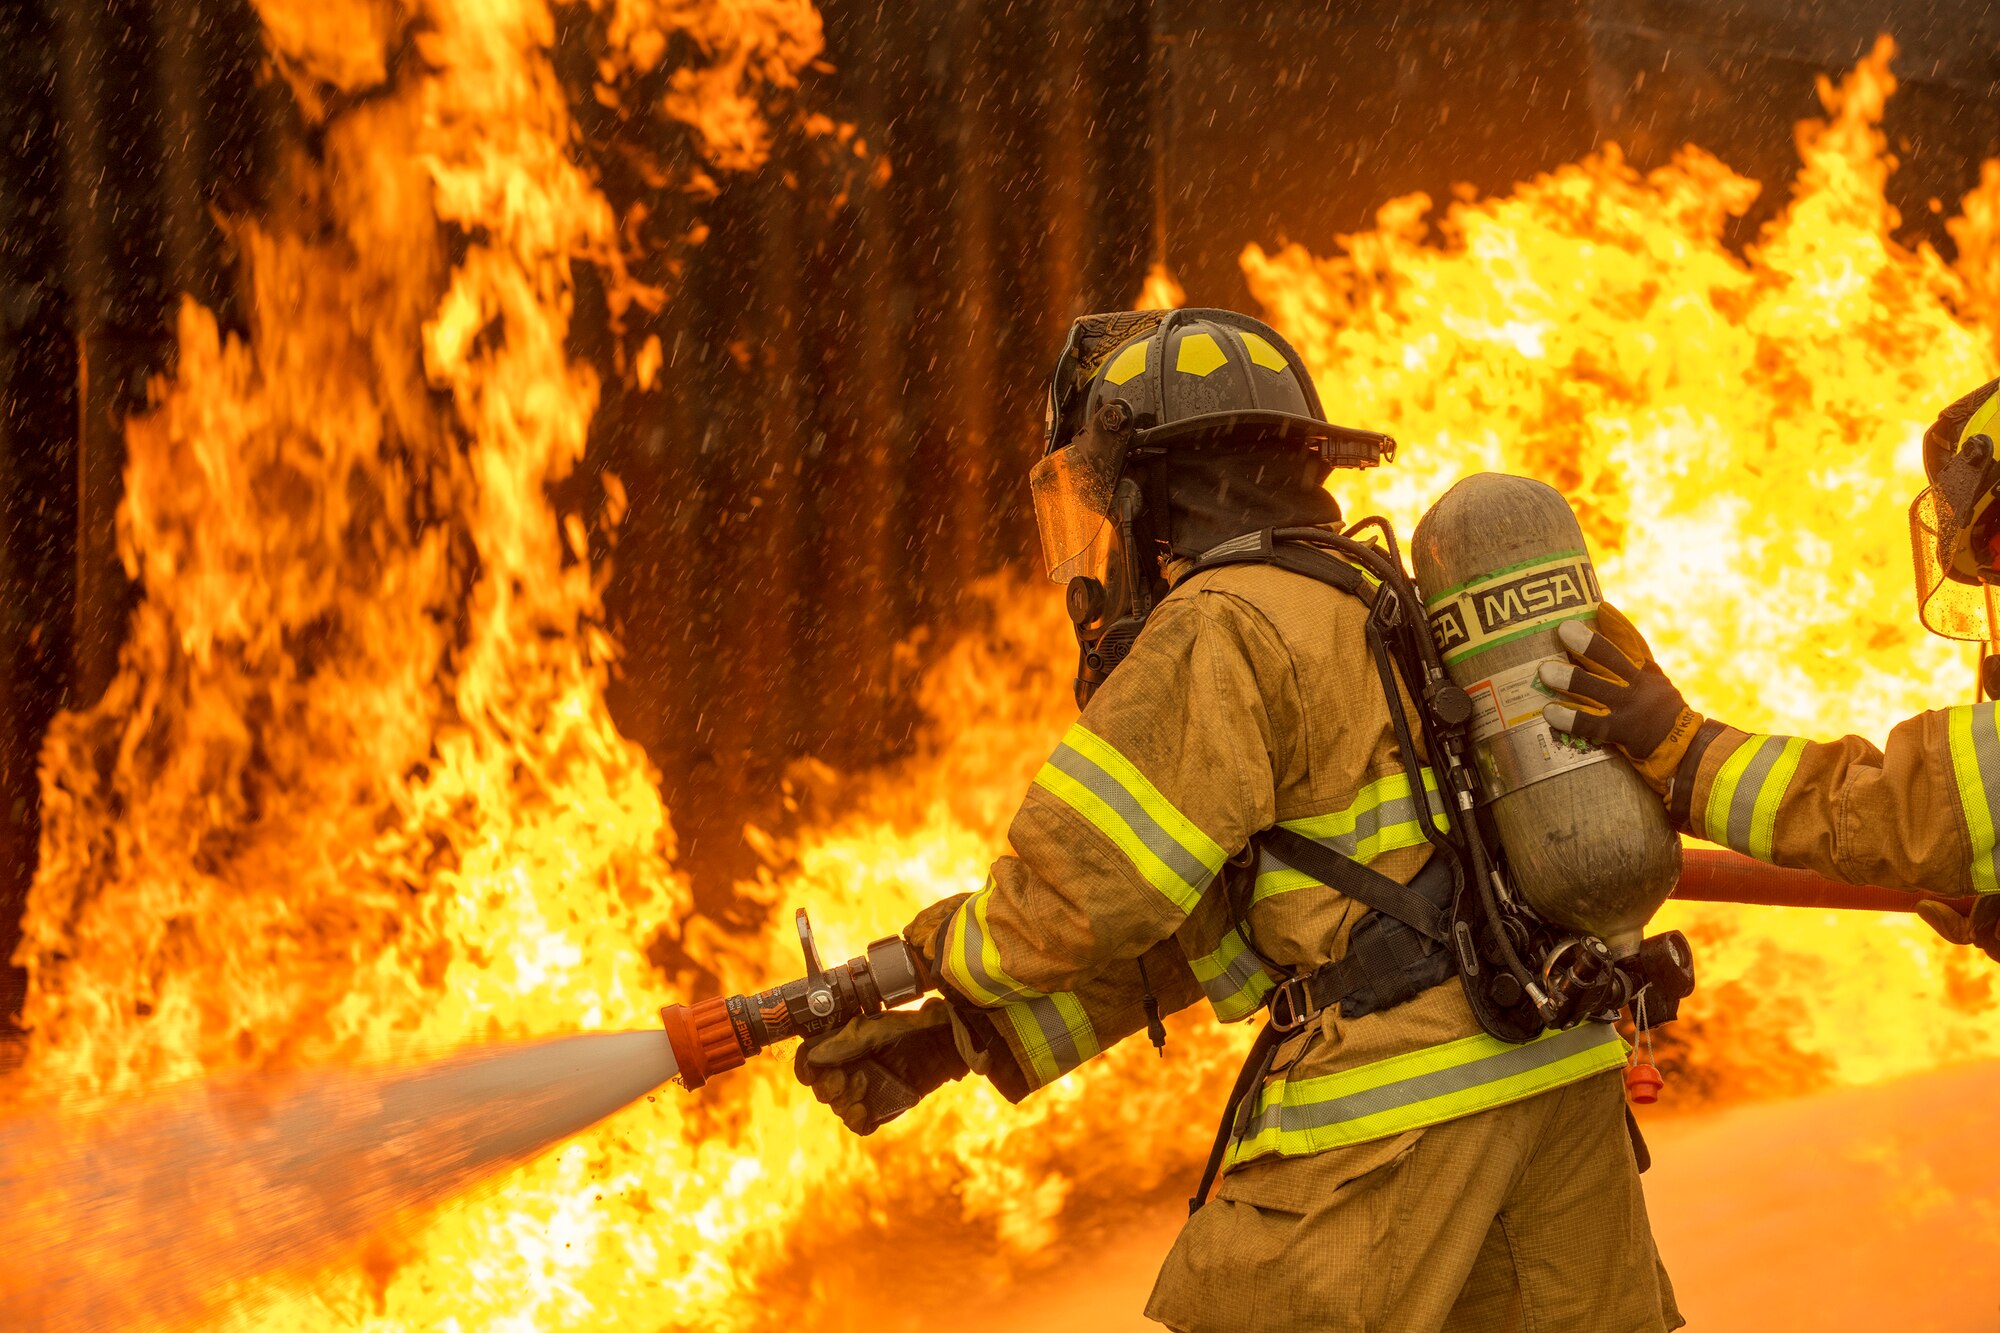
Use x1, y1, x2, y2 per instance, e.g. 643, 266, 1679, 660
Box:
8, 14, 2000, 1332
1246, 36, 2000, 1088
1135, 261, 1186, 311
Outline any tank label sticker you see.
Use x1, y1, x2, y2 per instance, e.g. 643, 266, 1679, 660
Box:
1425, 551, 1600, 665
1463, 658, 1570, 745
1459, 658, 1610, 799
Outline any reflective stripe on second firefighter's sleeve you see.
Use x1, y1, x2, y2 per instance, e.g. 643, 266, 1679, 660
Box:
1187, 924, 1275, 1022
1945, 703, 2000, 892
1226, 1022, 1628, 1167
1252, 768, 1450, 903
1032, 723, 1228, 914
1699, 733, 1808, 862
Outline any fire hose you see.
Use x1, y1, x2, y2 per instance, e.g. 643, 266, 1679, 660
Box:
660, 849, 1977, 1087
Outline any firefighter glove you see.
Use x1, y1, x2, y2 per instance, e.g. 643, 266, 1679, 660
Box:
1539, 606, 1703, 797
1914, 895, 2000, 964
793, 998, 969, 1136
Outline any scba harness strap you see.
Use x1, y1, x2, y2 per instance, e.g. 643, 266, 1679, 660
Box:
1188, 528, 1466, 1020
1182, 527, 1484, 1212
1178, 525, 1692, 1212
1257, 827, 1456, 1031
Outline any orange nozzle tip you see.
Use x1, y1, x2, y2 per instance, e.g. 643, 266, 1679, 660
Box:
661, 997, 748, 1091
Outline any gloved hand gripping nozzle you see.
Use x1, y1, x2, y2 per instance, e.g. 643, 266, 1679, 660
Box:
659, 910, 931, 1089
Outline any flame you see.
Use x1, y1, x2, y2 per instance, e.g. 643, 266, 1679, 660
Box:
1135, 261, 1186, 311
1246, 36, 2000, 1089
6, 13, 1999, 1332
8, 0, 1230, 1325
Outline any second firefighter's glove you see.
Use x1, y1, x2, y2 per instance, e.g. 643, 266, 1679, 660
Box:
793, 998, 969, 1136
1914, 895, 2000, 964
1538, 605, 1704, 797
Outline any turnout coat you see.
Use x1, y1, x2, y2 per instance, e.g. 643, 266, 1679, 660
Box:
912, 559, 1679, 1332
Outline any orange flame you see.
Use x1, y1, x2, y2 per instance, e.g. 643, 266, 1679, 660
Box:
1246, 36, 2000, 1089
9, 0, 1232, 1325
6, 13, 1999, 1332
1134, 261, 1186, 310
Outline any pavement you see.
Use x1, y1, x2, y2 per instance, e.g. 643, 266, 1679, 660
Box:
957, 1060, 2000, 1333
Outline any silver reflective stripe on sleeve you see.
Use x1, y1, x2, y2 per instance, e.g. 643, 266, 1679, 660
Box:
995, 991, 1101, 1087
1945, 704, 2000, 892
1188, 925, 1276, 1022
1700, 734, 1807, 862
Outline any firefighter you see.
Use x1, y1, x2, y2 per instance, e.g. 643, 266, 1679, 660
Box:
795, 309, 1681, 1333
1539, 379, 2000, 959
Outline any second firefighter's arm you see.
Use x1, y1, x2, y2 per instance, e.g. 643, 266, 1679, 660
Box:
924, 589, 1291, 1096
1671, 708, 2000, 895
1541, 609, 2000, 896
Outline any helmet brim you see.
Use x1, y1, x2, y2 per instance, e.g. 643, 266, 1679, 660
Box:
1137, 410, 1395, 468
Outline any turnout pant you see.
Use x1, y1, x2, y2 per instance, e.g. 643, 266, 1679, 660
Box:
1147, 1069, 1682, 1333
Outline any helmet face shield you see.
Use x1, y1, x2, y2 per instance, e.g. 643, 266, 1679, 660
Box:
1914, 379, 2000, 642
1911, 484, 2000, 641
1030, 429, 1129, 582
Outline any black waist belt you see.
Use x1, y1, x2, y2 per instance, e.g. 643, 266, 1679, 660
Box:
1257, 829, 1457, 1030
1190, 843, 1459, 1213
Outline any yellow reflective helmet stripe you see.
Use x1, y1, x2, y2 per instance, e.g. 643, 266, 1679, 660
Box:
941, 882, 1044, 1007
1101, 338, 1148, 386
1945, 703, 2000, 891
1962, 388, 2000, 446
1701, 734, 1806, 861
1254, 768, 1448, 902
1188, 924, 1276, 1022
1175, 331, 1229, 377
1226, 1023, 1628, 1167
1239, 330, 1289, 372
996, 989, 1101, 1087
1033, 724, 1227, 915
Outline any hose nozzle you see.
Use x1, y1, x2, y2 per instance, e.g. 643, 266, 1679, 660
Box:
660, 909, 929, 1090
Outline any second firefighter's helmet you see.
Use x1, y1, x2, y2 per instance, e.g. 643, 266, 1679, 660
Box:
1031, 308, 1393, 582
1912, 378, 2000, 642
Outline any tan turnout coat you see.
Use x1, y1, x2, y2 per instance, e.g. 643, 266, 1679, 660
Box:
917, 561, 1679, 1332
1678, 708, 2000, 894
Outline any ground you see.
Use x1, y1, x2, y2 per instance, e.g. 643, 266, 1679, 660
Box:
957, 1061, 2000, 1333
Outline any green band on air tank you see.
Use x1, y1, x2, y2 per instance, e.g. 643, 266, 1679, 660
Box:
1424, 551, 1602, 666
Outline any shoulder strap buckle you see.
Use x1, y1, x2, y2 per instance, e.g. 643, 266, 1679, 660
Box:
1266, 975, 1314, 1034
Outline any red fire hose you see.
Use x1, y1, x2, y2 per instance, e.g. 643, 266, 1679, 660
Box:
1673, 847, 1976, 914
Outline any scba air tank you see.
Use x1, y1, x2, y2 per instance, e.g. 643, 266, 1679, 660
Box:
1412, 473, 1680, 957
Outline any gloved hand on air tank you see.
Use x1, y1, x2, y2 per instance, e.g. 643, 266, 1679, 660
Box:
1914, 895, 2000, 964
793, 999, 970, 1136
1537, 604, 1705, 797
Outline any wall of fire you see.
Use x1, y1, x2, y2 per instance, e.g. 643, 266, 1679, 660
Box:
1, 0, 1995, 1022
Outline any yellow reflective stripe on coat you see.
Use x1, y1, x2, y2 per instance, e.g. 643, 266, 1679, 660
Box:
941, 883, 1044, 1007
1254, 768, 1449, 902
1226, 1023, 1628, 1167
995, 990, 1101, 1087
1944, 703, 2000, 892
1188, 925, 1275, 1022
1700, 734, 1807, 862
1033, 723, 1228, 914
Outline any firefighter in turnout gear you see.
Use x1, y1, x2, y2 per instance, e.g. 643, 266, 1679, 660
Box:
796, 309, 1682, 1332
1541, 379, 2000, 960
